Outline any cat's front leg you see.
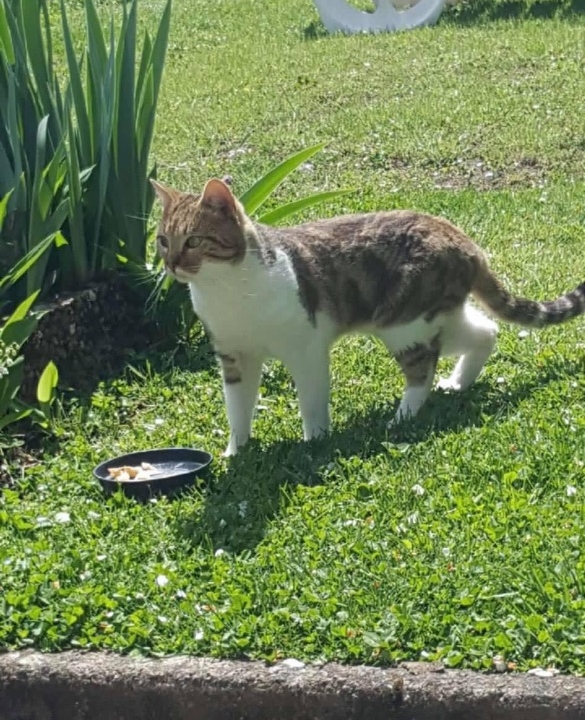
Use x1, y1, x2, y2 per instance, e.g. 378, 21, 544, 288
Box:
286, 345, 331, 442
218, 352, 263, 456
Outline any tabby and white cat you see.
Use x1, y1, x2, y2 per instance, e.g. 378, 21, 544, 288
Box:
152, 178, 585, 456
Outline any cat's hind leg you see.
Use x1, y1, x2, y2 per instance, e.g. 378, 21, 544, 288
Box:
218, 351, 264, 456
285, 342, 331, 441
392, 341, 440, 422
437, 303, 497, 392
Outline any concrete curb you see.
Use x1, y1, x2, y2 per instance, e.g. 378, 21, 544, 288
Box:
1, 650, 585, 720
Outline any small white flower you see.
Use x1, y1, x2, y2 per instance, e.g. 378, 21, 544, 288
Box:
566, 485, 577, 497
492, 655, 507, 673
176, 590, 187, 599
54, 511, 71, 524
96, 554, 107, 562
154, 418, 164, 426
157, 615, 168, 624
155, 574, 169, 587
527, 667, 559, 677
36, 516, 52, 527
214, 549, 225, 558
80, 571, 92, 581
518, 330, 529, 339
411, 483, 425, 496
407, 512, 419, 525
496, 376, 506, 384
442, 547, 451, 558
87, 511, 100, 521
218, 519, 227, 529
194, 629, 204, 641
343, 519, 358, 527
279, 658, 305, 669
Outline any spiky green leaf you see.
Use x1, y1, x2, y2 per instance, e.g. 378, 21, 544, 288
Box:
239, 142, 327, 215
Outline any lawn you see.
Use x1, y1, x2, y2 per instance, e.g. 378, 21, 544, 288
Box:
1, 0, 585, 672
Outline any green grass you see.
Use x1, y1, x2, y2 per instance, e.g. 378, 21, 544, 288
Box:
2, 0, 585, 672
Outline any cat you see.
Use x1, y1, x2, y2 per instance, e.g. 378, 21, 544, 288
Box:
151, 177, 585, 456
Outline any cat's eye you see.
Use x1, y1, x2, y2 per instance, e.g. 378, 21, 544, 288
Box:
186, 236, 203, 249
157, 235, 169, 249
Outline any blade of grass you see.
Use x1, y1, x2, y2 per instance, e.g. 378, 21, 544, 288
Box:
0, 188, 13, 230
19, 0, 52, 117
0, 232, 64, 294
90, 24, 116, 268
113, 0, 138, 253
0, 1, 15, 64
60, 0, 91, 162
64, 110, 88, 283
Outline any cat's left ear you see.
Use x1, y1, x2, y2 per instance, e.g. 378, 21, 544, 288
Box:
201, 178, 236, 214
150, 179, 176, 211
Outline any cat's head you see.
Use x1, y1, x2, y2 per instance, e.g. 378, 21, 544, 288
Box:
151, 178, 247, 282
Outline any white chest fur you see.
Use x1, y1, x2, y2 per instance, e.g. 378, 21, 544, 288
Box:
188, 248, 315, 357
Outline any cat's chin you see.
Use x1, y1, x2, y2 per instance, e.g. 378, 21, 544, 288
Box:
169, 268, 196, 284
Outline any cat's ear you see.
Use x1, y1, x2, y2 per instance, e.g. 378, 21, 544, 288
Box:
150, 179, 176, 211
201, 178, 236, 214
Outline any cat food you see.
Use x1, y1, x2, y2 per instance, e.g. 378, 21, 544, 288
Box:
108, 461, 158, 482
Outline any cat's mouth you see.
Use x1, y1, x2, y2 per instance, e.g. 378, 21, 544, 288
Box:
167, 266, 196, 283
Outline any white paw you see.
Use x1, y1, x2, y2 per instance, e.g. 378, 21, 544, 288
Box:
222, 442, 240, 458
303, 424, 330, 442
436, 377, 463, 393
388, 406, 412, 428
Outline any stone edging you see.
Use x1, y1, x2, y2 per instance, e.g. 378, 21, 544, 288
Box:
1, 650, 585, 720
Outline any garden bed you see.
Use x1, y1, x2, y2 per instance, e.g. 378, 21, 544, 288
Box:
20, 273, 162, 402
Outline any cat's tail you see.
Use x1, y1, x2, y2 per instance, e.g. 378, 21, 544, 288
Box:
472, 261, 585, 328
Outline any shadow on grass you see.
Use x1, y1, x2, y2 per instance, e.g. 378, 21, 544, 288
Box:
301, 0, 585, 39
176, 354, 585, 555
443, 0, 585, 25
302, 19, 329, 41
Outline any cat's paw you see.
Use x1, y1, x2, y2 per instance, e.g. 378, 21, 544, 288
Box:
388, 406, 412, 428
436, 377, 463, 393
222, 444, 239, 458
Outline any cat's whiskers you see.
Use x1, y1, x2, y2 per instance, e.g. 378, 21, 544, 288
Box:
124, 212, 150, 222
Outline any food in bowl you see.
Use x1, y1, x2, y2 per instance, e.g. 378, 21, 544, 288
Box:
107, 461, 158, 482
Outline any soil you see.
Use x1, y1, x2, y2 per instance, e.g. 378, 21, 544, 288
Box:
20, 272, 164, 403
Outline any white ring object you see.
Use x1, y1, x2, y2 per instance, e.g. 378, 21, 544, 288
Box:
313, 0, 448, 34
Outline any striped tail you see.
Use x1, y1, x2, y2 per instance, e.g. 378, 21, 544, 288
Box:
472, 262, 585, 328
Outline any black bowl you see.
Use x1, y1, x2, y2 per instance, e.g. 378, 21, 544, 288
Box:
93, 447, 213, 500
